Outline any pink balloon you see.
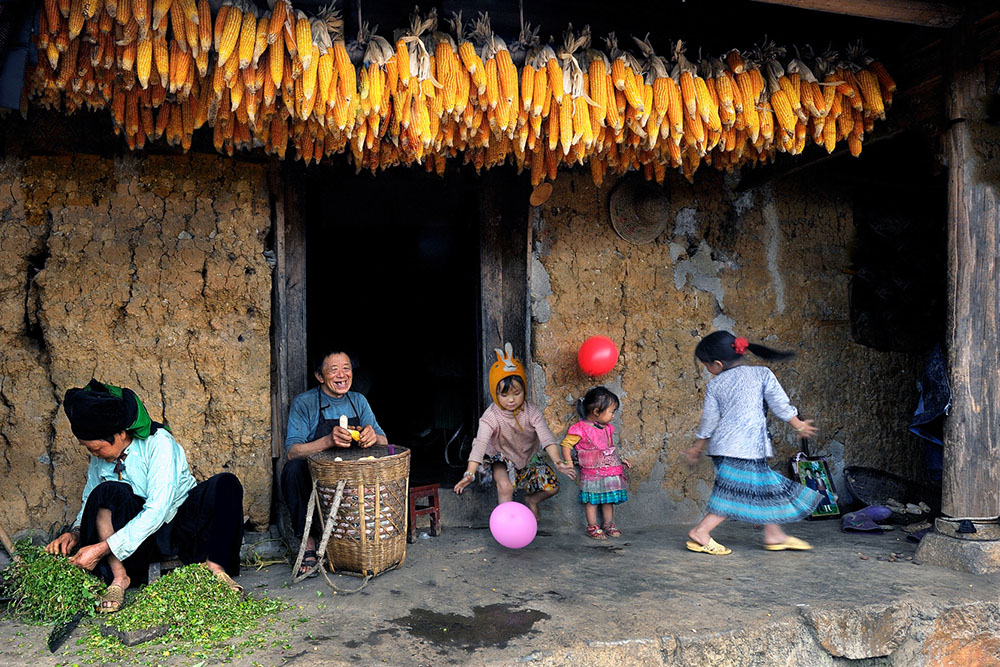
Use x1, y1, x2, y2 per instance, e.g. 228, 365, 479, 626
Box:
489, 501, 537, 549
578, 336, 619, 377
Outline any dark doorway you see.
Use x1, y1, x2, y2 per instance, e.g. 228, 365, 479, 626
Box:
303, 166, 481, 485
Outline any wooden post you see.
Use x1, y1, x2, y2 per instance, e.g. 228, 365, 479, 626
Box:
942, 28, 1000, 519
269, 162, 309, 462
479, 170, 531, 410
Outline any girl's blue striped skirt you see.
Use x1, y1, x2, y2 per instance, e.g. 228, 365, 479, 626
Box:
707, 456, 822, 524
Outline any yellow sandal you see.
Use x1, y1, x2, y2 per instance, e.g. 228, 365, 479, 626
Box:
685, 538, 732, 556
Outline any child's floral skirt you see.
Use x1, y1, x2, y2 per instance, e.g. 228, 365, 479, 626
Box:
482, 452, 559, 495
707, 456, 821, 524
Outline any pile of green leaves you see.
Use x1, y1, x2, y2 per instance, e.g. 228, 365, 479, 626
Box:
104, 564, 284, 645
2, 541, 106, 625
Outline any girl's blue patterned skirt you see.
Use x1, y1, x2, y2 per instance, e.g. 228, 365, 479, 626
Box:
707, 456, 821, 524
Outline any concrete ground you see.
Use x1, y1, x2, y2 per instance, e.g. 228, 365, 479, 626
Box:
2, 516, 999, 666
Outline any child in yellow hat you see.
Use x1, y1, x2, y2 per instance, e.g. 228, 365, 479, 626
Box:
453, 344, 576, 518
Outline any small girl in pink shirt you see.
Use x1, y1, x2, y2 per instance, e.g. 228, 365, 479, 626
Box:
561, 386, 630, 540
453, 344, 576, 518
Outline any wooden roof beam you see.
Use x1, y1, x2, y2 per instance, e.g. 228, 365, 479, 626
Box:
748, 0, 962, 28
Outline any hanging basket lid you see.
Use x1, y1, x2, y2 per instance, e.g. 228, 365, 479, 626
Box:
529, 182, 553, 206
608, 176, 670, 244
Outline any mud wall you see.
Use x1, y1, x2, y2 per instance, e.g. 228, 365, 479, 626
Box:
531, 170, 929, 524
0, 153, 272, 536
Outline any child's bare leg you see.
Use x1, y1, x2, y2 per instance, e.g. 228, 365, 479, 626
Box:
601, 504, 614, 525
585, 503, 599, 526
688, 513, 726, 546
524, 488, 556, 520
493, 463, 513, 504
762, 524, 789, 545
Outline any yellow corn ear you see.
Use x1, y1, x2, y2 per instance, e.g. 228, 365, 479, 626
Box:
237, 8, 256, 69
484, 57, 499, 110
770, 89, 796, 136
267, 0, 286, 45
520, 63, 534, 113
725, 49, 744, 75
294, 11, 311, 71
197, 0, 211, 52
150, 0, 168, 31
152, 30, 168, 87
856, 69, 885, 118
679, 70, 697, 119
136, 34, 152, 88
217, 3, 242, 68
531, 66, 547, 117
333, 41, 354, 103
495, 48, 516, 104
213, 4, 228, 51
251, 13, 268, 66
68, 0, 85, 39
558, 97, 572, 155
546, 58, 563, 104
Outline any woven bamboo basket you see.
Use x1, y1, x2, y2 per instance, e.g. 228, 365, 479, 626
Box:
308, 446, 410, 578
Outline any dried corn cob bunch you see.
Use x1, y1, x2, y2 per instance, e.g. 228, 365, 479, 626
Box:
24, 1, 896, 185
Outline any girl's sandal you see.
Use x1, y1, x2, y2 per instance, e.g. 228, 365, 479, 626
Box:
602, 522, 622, 537
685, 538, 732, 556
585, 525, 608, 540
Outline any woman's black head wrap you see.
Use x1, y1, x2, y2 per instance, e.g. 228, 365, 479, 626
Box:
63, 379, 157, 441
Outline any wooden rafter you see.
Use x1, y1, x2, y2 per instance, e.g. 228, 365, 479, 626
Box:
749, 0, 962, 28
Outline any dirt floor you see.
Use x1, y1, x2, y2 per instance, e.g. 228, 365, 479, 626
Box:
2, 518, 999, 666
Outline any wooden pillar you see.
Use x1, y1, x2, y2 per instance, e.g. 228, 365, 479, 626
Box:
942, 29, 1000, 519
479, 169, 531, 410
269, 162, 309, 461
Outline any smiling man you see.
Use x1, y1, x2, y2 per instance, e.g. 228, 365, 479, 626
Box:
282, 350, 386, 577
46, 379, 245, 612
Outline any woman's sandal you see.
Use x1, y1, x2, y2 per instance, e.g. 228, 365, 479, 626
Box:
586, 525, 608, 540
212, 570, 246, 596
97, 584, 125, 613
299, 549, 320, 578
685, 537, 732, 556
602, 522, 622, 537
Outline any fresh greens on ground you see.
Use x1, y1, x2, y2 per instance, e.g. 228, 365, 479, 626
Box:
105, 563, 285, 643
2, 541, 106, 626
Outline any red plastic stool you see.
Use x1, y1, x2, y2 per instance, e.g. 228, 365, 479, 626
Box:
408, 483, 442, 544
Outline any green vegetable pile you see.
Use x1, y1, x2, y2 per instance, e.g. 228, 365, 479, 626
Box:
2, 541, 106, 626
104, 564, 284, 645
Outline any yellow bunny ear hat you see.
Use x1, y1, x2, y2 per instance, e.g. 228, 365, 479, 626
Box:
488, 342, 527, 407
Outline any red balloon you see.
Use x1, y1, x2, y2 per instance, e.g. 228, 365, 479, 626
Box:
577, 336, 619, 377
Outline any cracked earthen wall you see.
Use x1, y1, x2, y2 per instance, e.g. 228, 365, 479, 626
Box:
532, 171, 927, 523
0, 153, 272, 535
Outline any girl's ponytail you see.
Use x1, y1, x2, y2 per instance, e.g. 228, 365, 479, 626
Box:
695, 331, 793, 367
745, 342, 794, 361
575, 397, 588, 420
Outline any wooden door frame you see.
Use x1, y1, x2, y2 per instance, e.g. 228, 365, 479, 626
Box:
478, 169, 533, 411
269, 161, 309, 463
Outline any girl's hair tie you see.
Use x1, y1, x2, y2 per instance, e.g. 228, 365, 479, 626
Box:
732, 337, 749, 355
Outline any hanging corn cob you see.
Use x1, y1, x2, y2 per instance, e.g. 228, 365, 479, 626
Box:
25, 3, 896, 185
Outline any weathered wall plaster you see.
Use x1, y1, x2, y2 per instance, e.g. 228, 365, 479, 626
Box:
532, 170, 928, 525
0, 154, 272, 535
